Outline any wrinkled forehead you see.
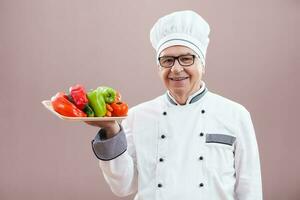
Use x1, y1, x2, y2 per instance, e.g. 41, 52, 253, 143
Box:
159, 45, 197, 57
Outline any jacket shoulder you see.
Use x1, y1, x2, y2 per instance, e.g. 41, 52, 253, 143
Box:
207, 91, 249, 114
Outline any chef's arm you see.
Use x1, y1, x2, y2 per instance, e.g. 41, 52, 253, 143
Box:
91, 121, 138, 197
234, 109, 263, 200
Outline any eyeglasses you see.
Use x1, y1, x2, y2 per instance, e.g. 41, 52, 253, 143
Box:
158, 54, 198, 68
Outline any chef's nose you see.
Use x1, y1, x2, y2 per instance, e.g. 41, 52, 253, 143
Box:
171, 60, 184, 73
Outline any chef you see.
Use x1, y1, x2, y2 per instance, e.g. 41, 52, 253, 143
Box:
86, 10, 263, 200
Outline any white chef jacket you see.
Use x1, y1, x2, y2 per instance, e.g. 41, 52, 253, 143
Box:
95, 81, 263, 200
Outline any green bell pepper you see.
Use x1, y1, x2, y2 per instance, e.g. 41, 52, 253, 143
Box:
87, 87, 117, 117
98, 86, 116, 104
87, 89, 106, 117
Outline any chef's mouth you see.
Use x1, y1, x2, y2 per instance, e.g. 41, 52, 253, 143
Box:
169, 77, 189, 81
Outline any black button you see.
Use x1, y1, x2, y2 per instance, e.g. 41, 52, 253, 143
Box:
158, 183, 163, 188
199, 132, 204, 137
199, 156, 203, 160
199, 183, 204, 187
159, 158, 164, 162
161, 134, 166, 139
163, 111, 167, 115
201, 110, 205, 114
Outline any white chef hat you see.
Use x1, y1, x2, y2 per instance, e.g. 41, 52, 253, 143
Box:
150, 10, 210, 66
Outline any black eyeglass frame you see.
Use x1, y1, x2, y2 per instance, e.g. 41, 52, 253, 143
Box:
158, 54, 199, 68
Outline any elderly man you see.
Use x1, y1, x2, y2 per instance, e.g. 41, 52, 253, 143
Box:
86, 10, 263, 200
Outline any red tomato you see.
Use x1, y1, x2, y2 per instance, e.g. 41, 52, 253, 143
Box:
111, 101, 128, 116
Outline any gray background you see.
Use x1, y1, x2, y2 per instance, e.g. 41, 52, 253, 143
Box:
0, 0, 299, 199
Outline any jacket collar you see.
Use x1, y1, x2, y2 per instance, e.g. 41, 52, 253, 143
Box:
166, 81, 208, 106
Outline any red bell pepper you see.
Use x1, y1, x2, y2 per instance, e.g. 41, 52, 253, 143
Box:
51, 92, 87, 117
69, 84, 89, 110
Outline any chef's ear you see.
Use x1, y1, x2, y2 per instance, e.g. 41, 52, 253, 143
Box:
202, 65, 206, 74
158, 64, 163, 71
198, 61, 205, 74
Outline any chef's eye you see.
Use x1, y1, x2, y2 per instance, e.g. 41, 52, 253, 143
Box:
159, 57, 175, 67
179, 55, 194, 65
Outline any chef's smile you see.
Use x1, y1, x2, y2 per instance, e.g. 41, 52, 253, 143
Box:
169, 77, 189, 81
168, 76, 190, 87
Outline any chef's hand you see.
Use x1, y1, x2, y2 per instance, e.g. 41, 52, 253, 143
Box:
84, 120, 120, 138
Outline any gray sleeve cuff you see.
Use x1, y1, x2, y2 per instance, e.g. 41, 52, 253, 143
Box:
91, 124, 127, 161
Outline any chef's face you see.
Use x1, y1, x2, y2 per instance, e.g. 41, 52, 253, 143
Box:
158, 45, 205, 98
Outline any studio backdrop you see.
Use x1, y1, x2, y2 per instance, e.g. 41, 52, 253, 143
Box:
0, 0, 299, 200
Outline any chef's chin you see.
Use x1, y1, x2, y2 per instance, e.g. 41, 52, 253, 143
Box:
169, 85, 190, 96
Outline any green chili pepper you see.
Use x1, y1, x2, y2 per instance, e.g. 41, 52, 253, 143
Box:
83, 104, 95, 117
87, 89, 106, 117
